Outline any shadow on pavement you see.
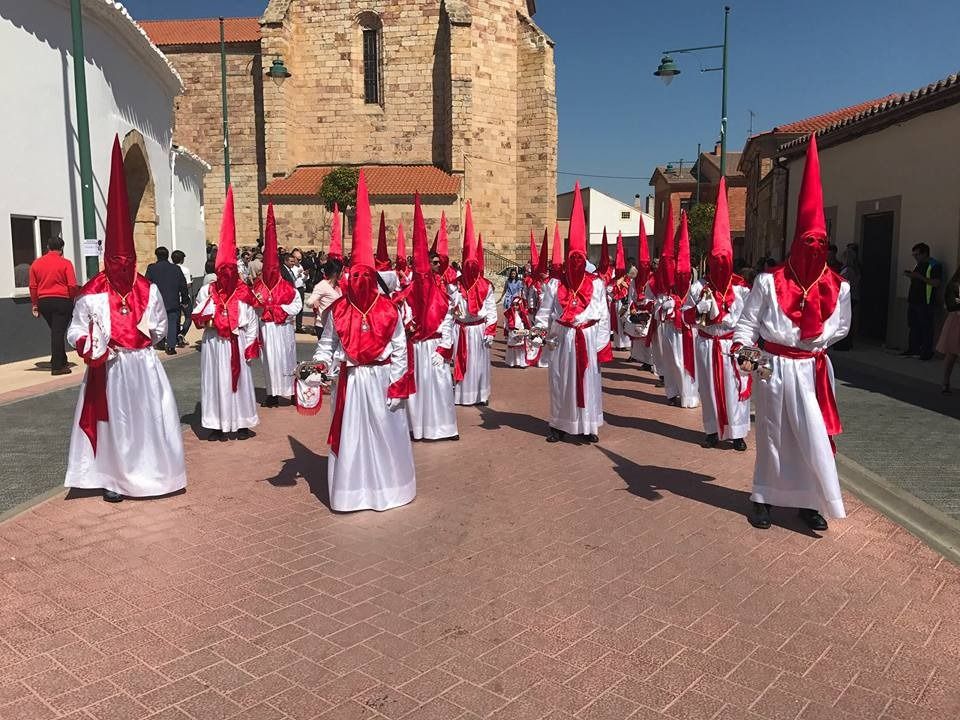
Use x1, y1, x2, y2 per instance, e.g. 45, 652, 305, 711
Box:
264, 435, 331, 509
602, 385, 666, 404
179, 402, 206, 440
596, 447, 818, 537
602, 412, 704, 445
477, 405, 547, 437
831, 356, 960, 421
602, 370, 658, 385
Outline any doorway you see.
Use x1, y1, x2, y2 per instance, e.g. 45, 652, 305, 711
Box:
859, 211, 895, 342
121, 130, 157, 272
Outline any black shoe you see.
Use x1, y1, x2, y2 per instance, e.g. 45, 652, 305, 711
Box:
580, 433, 599, 443
798, 508, 828, 531
207, 429, 225, 442
51, 367, 72, 376
546, 427, 565, 443
448, 434, 460, 441
701, 433, 719, 449
155, 342, 166, 351
655, 377, 665, 388
899, 350, 917, 357
919, 354, 933, 362
667, 396, 681, 407
103, 490, 123, 503
177, 335, 187, 348
165, 348, 177, 356
478, 400, 489, 407
236, 428, 253, 440
732, 438, 748, 452
749, 502, 772, 529
640, 363, 653, 372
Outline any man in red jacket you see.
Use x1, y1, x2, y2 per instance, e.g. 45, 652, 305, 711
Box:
29, 236, 78, 375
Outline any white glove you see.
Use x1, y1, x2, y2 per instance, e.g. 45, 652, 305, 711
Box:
305, 373, 326, 386
531, 336, 544, 347
661, 297, 675, 312
483, 336, 494, 348
696, 298, 713, 314
431, 352, 445, 367
386, 397, 402, 411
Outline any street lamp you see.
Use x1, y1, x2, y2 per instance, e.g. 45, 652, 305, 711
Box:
69, 0, 98, 281
654, 5, 731, 178
266, 58, 291, 87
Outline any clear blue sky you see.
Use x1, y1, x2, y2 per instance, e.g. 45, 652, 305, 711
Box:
125, 0, 960, 205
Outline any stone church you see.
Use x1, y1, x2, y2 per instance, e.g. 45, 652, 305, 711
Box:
140, 1, 557, 261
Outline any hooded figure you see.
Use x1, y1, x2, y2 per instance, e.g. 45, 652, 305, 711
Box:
252, 203, 302, 407
65, 136, 186, 501
626, 217, 656, 368
609, 232, 632, 350
430, 212, 459, 286
451, 201, 497, 405
394, 221, 410, 287
733, 134, 851, 531
404, 193, 459, 440
312, 169, 416, 512
328, 203, 343, 261
647, 203, 679, 399
683, 177, 752, 449
192, 186, 261, 439
549, 222, 564, 280
597, 228, 612, 283
504, 294, 542, 368
534, 181, 612, 443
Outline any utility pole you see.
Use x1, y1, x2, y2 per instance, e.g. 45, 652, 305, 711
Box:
69, 0, 98, 280
220, 17, 231, 189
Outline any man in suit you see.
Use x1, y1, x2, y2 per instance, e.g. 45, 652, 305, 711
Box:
146, 246, 191, 354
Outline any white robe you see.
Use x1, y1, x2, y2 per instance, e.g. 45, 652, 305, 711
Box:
452, 284, 497, 405
684, 280, 751, 439
625, 282, 656, 368
406, 302, 458, 440
535, 276, 610, 435
193, 285, 260, 432
259, 292, 303, 398
65, 285, 186, 497
314, 314, 416, 511
655, 295, 698, 407
608, 285, 632, 350
644, 284, 666, 375
733, 273, 852, 518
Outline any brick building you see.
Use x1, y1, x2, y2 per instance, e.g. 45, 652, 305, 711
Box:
140, 0, 557, 259
648, 145, 746, 259
738, 95, 900, 264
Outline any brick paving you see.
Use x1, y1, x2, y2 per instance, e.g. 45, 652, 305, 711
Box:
0, 346, 959, 720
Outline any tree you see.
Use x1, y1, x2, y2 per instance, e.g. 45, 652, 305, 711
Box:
686, 202, 716, 268
318, 166, 359, 213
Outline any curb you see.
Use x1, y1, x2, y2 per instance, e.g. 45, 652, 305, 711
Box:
0, 486, 66, 527
837, 452, 960, 567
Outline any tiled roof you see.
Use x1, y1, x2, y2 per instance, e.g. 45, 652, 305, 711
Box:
138, 17, 261, 46
698, 151, 745, 178
652, 166, 696, 185
779, 71, 960, 154
771, 94, 903, 134
262, 165, 462, 197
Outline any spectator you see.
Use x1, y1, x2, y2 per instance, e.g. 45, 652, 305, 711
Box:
145, 246, 191, 355
305, 257, 344, 334
171, 250, 193, 347
29, 236, 78, 375
247, 251, 263, 281
626, 257, 638, 280
289, 249, 307, 332
237, 250, 251, 284
499, 268, 523, 310
201, 259, 217, 286
901, 242, 942, 360
937, 266, 960, 394
834, 245, 861, 351
827, 244, 843, 273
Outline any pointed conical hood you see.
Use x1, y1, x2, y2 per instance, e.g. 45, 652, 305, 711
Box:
536, 228, 549, 277
104, 135, 136, 295
412, 194, 429, 273
529, 230, 539, 268
656, 200, 675, 292
550, 222, 563, 279
789, 134, 829, 285
708, 177, 733, 292
394, 221, 407, 272
215, 185, 239, 296
614, 231, 626, 275
328, 203, 342, 259
459, 201, 481, 286
350, 170, 374, 268
675, 210, 692, 294
477, 233, 485, 277
408, 192, 448, 338
568, 182, 587, 258
262, 203, 280, 287
375, 211, 391, 270
598, 227, 611, 277
635, 215, 651, 290
461, 200, 476, 265
438, 211, 449, 256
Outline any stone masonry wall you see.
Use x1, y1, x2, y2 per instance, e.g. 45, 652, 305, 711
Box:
163, 44, 264, 248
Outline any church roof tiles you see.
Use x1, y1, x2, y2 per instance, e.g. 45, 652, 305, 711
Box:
138, 17, 261, 46
262, 165, 462, 198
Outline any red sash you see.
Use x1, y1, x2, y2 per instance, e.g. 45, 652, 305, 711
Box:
555, 319, 598, 408
454, 318, 486, 383
763, 340, 842, 438
701, 331, 751, 438
328, 358, 392, 457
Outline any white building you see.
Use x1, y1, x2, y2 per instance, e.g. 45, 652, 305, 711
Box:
0, 0, 194, 364
171, 146, 210, 283
780, 71, 960, 349
557, 186, 655, 265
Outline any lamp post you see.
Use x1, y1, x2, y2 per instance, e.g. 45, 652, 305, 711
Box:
654, 5, 731, 179
69, 0, 97, 281
219, 17, 230, 189
266, 57, 291, 87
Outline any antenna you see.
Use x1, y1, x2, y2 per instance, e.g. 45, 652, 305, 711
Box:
748, 109, 757, 136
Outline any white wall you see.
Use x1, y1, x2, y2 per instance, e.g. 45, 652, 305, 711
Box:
0, 0, 178, 297
786, 102, 960, 345
172, 153, 207, 280
586, 188, 655, 246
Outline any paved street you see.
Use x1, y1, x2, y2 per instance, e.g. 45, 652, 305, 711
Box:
0, 343, 959, 720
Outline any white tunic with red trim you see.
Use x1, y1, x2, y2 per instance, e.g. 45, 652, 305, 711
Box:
656, 294, 699, 407
683, 280, 751, 439
257, 291, 302, 398
534, 276, 610, 435
65, 285, 186, 497
452, 284, 497, 405
313, 314, 415, 512
406, 301, 458, 441
733, 273, 851, 518
193, 284, 260, 432
625, 282, 656, 368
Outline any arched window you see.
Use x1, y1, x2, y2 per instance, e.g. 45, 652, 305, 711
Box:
357, 12, 383, 105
